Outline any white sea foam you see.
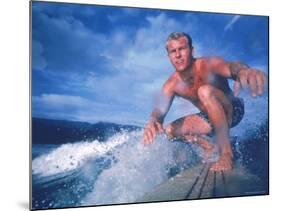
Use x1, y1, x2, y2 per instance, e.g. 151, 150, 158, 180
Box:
32, 132, 132, 176
81, 131, 196, 205
32, 130, 196, 205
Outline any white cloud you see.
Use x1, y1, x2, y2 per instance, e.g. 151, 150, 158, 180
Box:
82, 15, 173, 102
33, 9, 268, 126
32, 94, 144, 125
79, 13, 202, 124
33, 13, 202, 125
33, 94, 93, 108
32, 11, 108, 73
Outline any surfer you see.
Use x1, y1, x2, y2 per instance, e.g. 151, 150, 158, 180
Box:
141, 32, 267, 172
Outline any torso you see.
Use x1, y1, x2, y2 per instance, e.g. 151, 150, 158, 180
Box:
168, 58, 233, 110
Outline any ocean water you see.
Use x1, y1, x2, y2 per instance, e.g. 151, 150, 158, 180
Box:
32, 130, 201, 209
31, 125, 268, 209
31, 94, 269, 210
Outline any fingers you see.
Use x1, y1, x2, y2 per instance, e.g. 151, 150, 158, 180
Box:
249, 70, 267, 97
233, 80, 241, 97
141, 122, 163, 145
237, 69, 267, 97
149, 122, 157, 139
142, 135, 152, 145
248, 72, 258, 97
143, 128, 154, 145
147, 128, 154, 142
262, 72, 268, 92
141, 135, 148, 145
141, 128, 151, 145
238, 70, 248, 90
155, 122, 164, 133
256, 71, 264, 95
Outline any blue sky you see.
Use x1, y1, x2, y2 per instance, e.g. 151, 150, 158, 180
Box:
32, 1, 268, 126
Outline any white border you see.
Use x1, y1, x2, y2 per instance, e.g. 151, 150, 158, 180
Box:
1, 0, 279, 211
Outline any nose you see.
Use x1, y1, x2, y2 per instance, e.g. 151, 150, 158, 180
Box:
175, 50, 181, 58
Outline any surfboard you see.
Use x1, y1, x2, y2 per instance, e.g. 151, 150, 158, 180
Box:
136, 163, 267, 203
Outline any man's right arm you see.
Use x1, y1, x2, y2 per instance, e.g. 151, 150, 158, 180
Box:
207, 57, 267, 97
141, 81, 175, 144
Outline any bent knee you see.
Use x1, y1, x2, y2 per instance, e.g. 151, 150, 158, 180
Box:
197, 85, 214, 101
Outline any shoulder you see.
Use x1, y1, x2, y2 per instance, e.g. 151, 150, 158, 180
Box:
196, 56, 227, 70
197, 56, 226, 65
162, 72, 178, 96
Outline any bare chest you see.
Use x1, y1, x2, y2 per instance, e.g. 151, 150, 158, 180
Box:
174, 74, 208, 102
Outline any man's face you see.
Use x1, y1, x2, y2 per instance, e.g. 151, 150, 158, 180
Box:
167, 37, 194, 72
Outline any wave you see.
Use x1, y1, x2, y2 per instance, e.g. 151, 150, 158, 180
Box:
80, 132, 198, 205
32, 131, 133, 177
32, 113, 268, 208
32, 130, 199, 207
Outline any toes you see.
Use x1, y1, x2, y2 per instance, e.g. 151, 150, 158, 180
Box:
210, 160, 232, 172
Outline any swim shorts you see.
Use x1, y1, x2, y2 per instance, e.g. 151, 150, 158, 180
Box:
197, 97, 244, 130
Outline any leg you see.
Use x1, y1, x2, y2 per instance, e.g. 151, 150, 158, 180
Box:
184, 134, 217, 160
197, 85, 233, 171
165, 114, 216, 160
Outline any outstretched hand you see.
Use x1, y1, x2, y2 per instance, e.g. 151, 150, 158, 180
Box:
141, 121, 164, 145
233, 68, 267, 97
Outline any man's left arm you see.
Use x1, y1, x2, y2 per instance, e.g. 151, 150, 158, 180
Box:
209, 57, 267, 97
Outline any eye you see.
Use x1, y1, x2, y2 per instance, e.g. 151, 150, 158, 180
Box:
180, 46, 187, 51
169, 49, 176, 55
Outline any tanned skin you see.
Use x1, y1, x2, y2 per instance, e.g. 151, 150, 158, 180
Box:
141, 36, 266, 172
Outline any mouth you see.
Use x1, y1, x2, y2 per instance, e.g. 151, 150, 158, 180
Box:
175, 60, 185, 65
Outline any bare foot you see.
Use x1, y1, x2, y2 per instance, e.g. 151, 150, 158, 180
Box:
202, 144, 216, 161
183, 134, 217, 162
210, 153, 233, 172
